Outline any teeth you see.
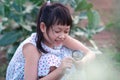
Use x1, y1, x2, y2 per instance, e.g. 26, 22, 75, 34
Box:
56, 39, 63, 41
57, 41, 62, 42
55, 40, 62, 43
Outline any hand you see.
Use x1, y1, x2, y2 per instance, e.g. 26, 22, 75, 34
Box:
74, 60, 85, 70
58, 57, 74, 72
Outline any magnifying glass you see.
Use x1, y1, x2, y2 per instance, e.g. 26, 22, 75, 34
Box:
72, 50, 84, 60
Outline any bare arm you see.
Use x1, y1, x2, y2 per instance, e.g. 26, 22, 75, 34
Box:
23, 43, 70, 80
64, 35, 95, 63
23, 43, 40, 80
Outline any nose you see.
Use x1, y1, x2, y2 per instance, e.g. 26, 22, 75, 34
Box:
58, 34, 65, 40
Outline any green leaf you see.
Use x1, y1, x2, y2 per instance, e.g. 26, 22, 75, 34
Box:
23, 2, 34, 14
0, 22, 3, 33
59, 0, 68, 4
0, 31, 22, 46
87, 10, 94, 29
74, 0, 82, 4
69, 0, 77, 8
9, 12, 21, 23
0, 2, 4, 16
93, 10, 101, 27
31, 0, 45, 6
20, 23, 32, 31
106, 22, 114, 28
4, 3, 11, 17
87, 10, 101, 30
79, 11, 87, 19
96, 27, 104, 33
15, 0, 26, 6
86, 3, 93, 10
78, 27, 86, 33
75, 0, 86, 11
75, 0, 92, 11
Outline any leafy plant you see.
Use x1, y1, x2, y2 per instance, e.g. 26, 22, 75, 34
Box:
0, 64, 7, 77
0, 0, 104, 61
0, 0, 45, 60
58, 0, 104, 54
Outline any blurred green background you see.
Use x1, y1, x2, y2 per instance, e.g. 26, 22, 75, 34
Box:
0, 0, 120, 80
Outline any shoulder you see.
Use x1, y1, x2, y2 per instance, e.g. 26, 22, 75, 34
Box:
22, 33, 37, 46
63, 35, 77, 46
64, 35, 77, 44
23, 43, 41, 62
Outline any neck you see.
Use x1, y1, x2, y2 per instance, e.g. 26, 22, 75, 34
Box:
42, 40, 54, 48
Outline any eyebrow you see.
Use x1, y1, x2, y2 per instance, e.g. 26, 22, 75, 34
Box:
55, 27, 70, 30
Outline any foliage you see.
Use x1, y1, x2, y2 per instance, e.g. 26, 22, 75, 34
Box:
58, 0, 104, 39
0, 64, 7, 77
0, 0, 104, 60
0, 0, 45, 60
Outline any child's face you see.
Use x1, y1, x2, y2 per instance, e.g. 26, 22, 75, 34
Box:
43, 25, 70, 48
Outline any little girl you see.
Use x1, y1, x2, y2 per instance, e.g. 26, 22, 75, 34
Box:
6, 1, 95, 80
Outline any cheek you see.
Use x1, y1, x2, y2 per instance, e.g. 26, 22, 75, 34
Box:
47, 31, 56, 41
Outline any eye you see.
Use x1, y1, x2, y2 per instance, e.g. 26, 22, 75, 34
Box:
55, 31, 61, 33
64, 30, 69, 34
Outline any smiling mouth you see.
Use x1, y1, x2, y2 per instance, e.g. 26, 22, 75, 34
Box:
55, 40, 64, 45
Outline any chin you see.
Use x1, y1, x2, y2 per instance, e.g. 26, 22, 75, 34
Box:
54, 40, 64, 47
55, 43, 63, 47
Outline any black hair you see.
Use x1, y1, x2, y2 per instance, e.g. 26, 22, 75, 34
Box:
36, 2, 72, 53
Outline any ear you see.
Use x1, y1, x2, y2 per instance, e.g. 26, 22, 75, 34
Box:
40, 22, 46, 32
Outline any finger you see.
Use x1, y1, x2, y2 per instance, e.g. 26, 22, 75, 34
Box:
67, 63, 73, 67
64, 57, 75, 62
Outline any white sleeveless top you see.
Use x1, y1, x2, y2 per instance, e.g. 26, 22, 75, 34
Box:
6, 33, 73, 80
